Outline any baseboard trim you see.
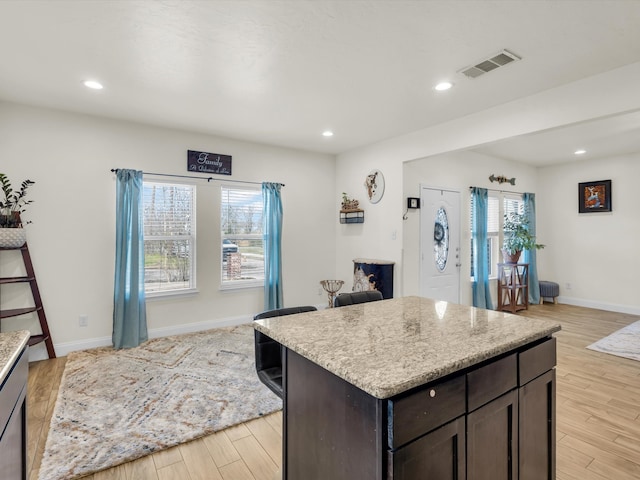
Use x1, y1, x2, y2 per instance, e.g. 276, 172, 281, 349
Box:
28, 314, 253, 362
557, 296, 640, 316
28, 302, 370, 362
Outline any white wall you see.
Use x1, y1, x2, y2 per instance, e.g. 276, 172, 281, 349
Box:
333, 155, 404, 294
402, 151, 538, 306
0, 102, 336, 358
537, 153, 640, 313
336, 61, 640, 306
5, 61, 640, 359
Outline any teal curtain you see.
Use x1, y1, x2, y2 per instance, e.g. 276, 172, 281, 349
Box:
522, 193, 540, 304
113, 169, 148, 349
471, 187, 494, 309
262, 182, 283, 310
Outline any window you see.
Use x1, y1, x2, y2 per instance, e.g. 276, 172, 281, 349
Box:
503, 195, 524, 219
221, 185, 264, 287
143, 181, 196, 295
471, 193, 523, 280
485, 195, 500, 278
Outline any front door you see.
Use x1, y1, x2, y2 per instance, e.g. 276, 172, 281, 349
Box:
420, 187, 461, 303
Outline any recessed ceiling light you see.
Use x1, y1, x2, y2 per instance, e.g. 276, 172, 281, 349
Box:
574, 149, 586, 155
434, 81, 453, 91
322, 131, 334, 137
83, 80, 104, 90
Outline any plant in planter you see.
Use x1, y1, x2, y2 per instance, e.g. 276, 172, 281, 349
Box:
0, 173, 35, 247
502, 212, 544, 263
341, 192, 360, 211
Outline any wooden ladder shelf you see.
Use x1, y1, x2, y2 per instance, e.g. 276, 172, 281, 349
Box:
0, 243, 56, 358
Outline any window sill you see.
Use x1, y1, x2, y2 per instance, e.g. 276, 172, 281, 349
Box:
145, 288, 199, 300
220, 280, 263, 291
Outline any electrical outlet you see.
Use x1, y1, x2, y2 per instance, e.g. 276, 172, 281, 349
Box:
79, 315, 89, 327
565, 282, 572, 290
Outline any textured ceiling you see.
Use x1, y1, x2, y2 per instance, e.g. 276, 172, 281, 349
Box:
1, 1, 640, 159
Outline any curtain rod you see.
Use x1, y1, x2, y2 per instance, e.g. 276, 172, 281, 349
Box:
469, 186, 524, 195
110, 169, 284, 187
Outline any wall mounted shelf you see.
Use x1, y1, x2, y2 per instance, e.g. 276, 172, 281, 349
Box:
340, 209, 364, 224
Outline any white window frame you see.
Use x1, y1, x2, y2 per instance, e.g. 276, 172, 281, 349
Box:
220, 184, 264, 290
471, 192, 523, 281
142, 179, 197, 298
486, 195, 500, 279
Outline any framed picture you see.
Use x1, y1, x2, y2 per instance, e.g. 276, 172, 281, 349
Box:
578, 180, 612, 213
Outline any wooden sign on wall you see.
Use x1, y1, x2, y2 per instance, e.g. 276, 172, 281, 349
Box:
187, 150, 232, 175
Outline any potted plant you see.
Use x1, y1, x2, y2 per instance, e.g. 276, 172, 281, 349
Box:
0, 173, 35, 247
502, 212, 544, 263
341, 192, 360, 211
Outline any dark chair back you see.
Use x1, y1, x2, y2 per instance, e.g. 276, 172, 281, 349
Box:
334, 290, 383, 307
253, 306, 317, 399
254, 306, 318, 320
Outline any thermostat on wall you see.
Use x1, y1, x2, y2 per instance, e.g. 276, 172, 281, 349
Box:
407, 197, 420, 209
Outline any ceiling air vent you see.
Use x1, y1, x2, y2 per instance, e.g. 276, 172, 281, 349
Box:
459, 50, 521, 79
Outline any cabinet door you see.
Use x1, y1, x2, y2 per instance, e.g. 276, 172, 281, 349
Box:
0, 397, 26, 480
388, 416, 465, 480
467, 390, 518, 480
519, 369, 556, 480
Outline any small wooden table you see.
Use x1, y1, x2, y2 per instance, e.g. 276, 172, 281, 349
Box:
498, 263, 529, 313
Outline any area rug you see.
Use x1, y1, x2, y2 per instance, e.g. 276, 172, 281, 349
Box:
587, 320, 640, 362
39, 324, 282, 480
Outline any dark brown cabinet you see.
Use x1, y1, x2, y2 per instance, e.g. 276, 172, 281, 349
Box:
283, 337, 556, 480
467, 390, 519, 480
388, 375, 465, 448
285, 349, 382, 480
389, 417, 465, 480
519, 346, 556, 480
0, 347, 28, 480
465, 353, 519, 480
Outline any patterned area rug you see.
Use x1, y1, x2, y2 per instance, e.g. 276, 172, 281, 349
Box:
39, 324, 281, 480
587, 320, 640, 361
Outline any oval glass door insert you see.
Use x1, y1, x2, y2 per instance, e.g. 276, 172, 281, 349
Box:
433, 207, 449, 272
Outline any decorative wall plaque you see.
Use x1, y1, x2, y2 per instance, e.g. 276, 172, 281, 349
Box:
187, 150, 232, 175
364, 169, 385, 203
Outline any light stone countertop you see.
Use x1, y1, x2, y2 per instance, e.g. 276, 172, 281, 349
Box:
0, 330, 30, 385
254, 296, 561, 399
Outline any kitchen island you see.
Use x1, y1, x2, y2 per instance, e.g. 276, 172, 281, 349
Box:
254, 296, 561, 480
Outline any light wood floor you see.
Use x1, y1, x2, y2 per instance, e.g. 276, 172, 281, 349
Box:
27, 303, 640, 480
